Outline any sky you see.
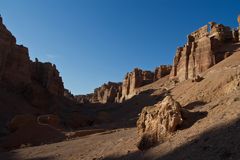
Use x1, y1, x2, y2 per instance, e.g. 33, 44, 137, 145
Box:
0, 0, 239, 95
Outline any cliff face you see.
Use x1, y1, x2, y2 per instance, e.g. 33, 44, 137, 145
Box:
0, 16, 31, 87
31, 59, 64, 96
170, 22, 239, 82
0, 16, 64, 96
120, 68, 154, 102
75, 82, 122, 104
154, 65, 172, 81
76, 66, 172, 104
0, 17, 99, 143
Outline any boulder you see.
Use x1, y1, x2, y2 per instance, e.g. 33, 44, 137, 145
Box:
192, 75, 204, 82
137, 96, 183, 150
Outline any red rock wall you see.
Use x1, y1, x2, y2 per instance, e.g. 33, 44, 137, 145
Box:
170, 22, 238, 82
0, 17, 64, 96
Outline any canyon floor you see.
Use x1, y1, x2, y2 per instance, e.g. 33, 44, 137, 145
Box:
1, 48, 240, 160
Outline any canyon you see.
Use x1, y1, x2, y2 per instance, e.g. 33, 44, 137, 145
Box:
0, 15, 240, 160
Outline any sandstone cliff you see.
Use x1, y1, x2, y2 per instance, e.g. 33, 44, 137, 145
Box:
31, 59, 64, 96
75, 82, 122, 104
75, 66, 172, 104
0, 17, 91, 142
120, 68, 154, 102
154, 65, 172, 81
170, 22, 240, 82
0, 17, 64, 96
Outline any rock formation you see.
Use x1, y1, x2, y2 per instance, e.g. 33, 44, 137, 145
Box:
120, 68, 154, 102
75, 82, 122, 104
64, 89, 75, 100
238, 15, 240, 41
137, 96, 183, 150
31, 59, 64, 96
154, 65, 172, 81
0, 17, 64, 96
75, 94, 94, 103
76, 66, 172, 104
0, 16, 90, 146
170, 22, 239, 82
92, 82, 122, 103
0, 17, 31, 88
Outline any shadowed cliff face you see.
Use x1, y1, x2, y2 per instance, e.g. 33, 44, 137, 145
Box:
0, 17, 64, 97
0, 17, 97, 150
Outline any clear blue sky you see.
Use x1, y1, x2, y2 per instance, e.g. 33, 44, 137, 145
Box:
0, 0, 239, 94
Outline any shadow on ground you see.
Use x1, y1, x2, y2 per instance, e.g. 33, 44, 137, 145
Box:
184, 101, 207, 110
102, 118, 240, 160
180, 109, 208, 130
87, 89, 167, 129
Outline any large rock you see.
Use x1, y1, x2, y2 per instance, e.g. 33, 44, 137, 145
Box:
170, 22, 237, 82
137, 96, 183, 150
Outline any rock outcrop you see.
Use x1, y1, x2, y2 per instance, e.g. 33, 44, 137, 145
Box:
64, 89, 75, 100
31, 59, 64, 96
0, 17, 64, 96
137, 96, 183, 150
76, 66, 172, 104
75, 82, 122, 104
120, 68, 154, 102
75, 94, 94, 104
154, 65, 172, 81
92, 82, 122, 103
238, 15, 240, 41
0, 17, 31, 88
170, 22, 239, 82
